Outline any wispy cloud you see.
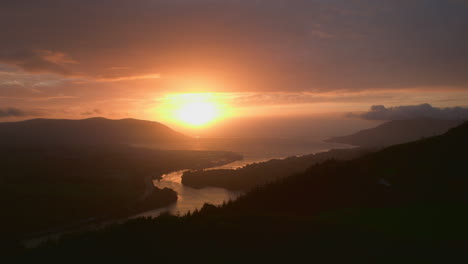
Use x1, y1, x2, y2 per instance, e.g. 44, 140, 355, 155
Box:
93, 73, 161, 82
25, 96, 78, 102
0, 107, 40, 118
81, 108, 103, 116
0, 50, 78, 75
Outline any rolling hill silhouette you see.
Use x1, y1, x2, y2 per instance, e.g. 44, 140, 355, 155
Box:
0, 117, 187, 145
327, 119, 462, 147
16, 122, 468, 262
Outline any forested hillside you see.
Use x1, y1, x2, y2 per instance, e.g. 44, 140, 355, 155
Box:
14, 122, 468, 263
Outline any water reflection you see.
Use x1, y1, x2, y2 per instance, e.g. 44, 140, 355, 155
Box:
133, 139, 352, 218
133, 170, 241, 218
25, 139, 351, 247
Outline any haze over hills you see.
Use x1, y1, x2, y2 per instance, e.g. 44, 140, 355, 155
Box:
326, 119, 463, 147
0, 117, 188, 145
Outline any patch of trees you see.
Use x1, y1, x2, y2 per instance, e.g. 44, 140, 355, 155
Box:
182, 148, 370, 190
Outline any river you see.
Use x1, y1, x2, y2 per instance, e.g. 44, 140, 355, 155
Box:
132, 138, 350, 218
24, 138, 349, 247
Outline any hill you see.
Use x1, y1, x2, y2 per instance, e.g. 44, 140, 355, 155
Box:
182, 147, 370, 190
0, 144, 241, 241
0, 117, 187, 145
16, 122, 468, 262
327, 119, 462, 147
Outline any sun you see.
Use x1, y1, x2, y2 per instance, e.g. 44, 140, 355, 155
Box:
176, 101, 219, 126
157, 93, 228, 127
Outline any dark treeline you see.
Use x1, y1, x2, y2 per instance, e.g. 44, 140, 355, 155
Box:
0, 144, 241, 240
182, 148, 371, 190
11, 122, 468, 263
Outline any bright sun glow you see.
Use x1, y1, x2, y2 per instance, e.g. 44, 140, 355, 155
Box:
158, 93, 228, 127
177, 101, 218, 126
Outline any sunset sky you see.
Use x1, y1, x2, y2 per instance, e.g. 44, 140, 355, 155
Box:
1, 0, 468, 136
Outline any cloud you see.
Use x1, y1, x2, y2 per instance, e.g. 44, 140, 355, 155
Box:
93, 73, 161, 82
0, 50, 77, 75
1, 1, 468, 122
25, 96, 77, 102
0, 0, 467, 92
354, 104, 468, 120
309, 29, 335, 39
81, 109, 103, 116
0, 107, 38, 118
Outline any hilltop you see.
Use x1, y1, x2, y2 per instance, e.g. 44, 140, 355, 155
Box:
0, 117, 188, 145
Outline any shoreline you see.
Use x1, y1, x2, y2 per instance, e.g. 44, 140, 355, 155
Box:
181, 147, 366, 191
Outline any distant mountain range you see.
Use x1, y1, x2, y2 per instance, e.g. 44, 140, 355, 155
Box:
327, 119, 463, 147
0, 117, 188, 145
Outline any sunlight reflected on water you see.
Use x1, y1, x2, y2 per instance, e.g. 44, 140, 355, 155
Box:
133, 170, 241, 218
133, 139, 352, 218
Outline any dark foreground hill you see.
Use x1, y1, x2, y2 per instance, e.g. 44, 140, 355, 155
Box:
0, 117, 187, 145
327, 119, 462, 147
13, 122, 468, 263
0, 145, 241, 241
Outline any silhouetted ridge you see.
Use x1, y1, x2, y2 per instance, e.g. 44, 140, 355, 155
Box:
444, 120, 468, 136
0, 117, 187, 145
11, 122, 468, 262
327, 119, 462, 147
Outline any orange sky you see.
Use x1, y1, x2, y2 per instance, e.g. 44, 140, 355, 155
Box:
1, 0, 468, 136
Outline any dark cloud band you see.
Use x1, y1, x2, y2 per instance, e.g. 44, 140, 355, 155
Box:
0, 107, 37, 118
355, 104, 468, 120
1, 0, 467, 91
